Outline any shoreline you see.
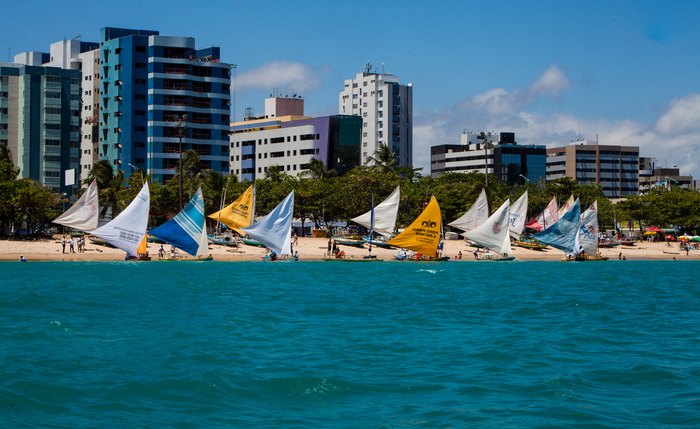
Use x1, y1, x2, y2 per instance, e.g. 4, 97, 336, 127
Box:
1, 235, 697, 262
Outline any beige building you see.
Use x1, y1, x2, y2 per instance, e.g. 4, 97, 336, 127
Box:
546, 139, 639, 197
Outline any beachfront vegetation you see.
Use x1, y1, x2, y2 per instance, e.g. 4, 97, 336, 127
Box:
1, 145, 699, 237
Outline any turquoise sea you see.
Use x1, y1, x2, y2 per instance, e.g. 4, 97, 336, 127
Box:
1, 260, 699, 428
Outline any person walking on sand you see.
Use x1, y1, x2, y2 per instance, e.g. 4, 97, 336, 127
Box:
69, 237, 75, 253
61, 236, 67, 253
327, 238, 332, 256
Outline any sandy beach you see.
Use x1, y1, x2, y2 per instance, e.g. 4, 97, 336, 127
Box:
1, 235, 697, 262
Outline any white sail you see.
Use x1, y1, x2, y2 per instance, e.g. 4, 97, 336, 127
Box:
449, 188, 489, 232
90, 182, 150, 257
196, 218, 211, 259
351, 185, 400, 237
508, 190, 528, 239
576, 201, 599, 255
53, 179, 99, 231
243, 191, 294, 255
465, 199, 512, 255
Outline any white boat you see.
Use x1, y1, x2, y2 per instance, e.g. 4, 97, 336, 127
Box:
149, 187, 212, 260
90, 182, 150, 258
448, 188, 489, 233
575, 201, 608, 261
533, 198, 581, 259
351, 185, 400, 238
53, 179, 99, 231
508, 190, 528, 240
330, 191, 384, 262
465, 199, 515, 261
243, 191, 294, 259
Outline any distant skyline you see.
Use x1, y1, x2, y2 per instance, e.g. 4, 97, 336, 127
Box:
3, 0, 699, 178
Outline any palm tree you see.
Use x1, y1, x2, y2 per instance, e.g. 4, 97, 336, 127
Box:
264, 165, 285, 182
366, 143, 396, 171
301, 158, 327, 179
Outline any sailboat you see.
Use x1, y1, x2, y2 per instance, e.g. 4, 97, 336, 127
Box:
243, 190, 295, 261
533, 198, 581, 260
149, 187, 212, 261
388, 195, 449, 262
326, 191, 384, 262
89, 182, 150, 259
557, 194, 575, 219
574, 201, 608, 261
352, 185, 400, 248
508, 190, 528, 240
448, 188, 489, 234
518, 195, 557, 250
525, 196, 558, 232
53, 179, 100, 231
207, 184, 255, 246
465, 199, 515, 261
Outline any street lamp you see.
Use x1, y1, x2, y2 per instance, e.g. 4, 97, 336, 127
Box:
174, 114, 187, 211
128, 163, 144, 186
519, 174, 530, 184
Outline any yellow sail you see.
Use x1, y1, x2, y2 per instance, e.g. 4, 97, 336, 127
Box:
388, 196, 442, 256
208, 185, 255, 235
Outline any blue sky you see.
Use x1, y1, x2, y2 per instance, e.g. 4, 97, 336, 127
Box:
3, 0, 700, 178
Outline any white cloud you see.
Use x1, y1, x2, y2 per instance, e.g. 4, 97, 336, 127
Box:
413, 68, 700, 179
655, 93, 700, 134
236, 61, 321, 93
526, 65, 570, 99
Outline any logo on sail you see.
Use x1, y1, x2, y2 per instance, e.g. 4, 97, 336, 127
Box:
421, 219, 437, 228
492, 221, 502, 234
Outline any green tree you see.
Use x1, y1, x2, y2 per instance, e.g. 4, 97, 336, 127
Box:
366, 143, 396, 171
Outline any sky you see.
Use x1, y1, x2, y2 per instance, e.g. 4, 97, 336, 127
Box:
3, 0, 700, 178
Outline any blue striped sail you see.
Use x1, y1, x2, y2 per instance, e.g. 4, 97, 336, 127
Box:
150, 188, 205, 256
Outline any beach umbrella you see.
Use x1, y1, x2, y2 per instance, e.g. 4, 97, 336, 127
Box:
665, 235, 676, 241
644, 226, 662, 232
643, 231, 656, 236
692, 236, 700, 242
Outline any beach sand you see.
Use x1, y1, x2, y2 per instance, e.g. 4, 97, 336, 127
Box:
1, 235, 696, 262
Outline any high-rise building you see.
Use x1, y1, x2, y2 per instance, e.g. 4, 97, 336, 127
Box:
16, 28, 233, 184
0, 63, 82, 194
339, 64, 412, 167
546, 139, 639, 197
98, 28, 232, 181
231, 96, 361, 181
430, 131, 546, 185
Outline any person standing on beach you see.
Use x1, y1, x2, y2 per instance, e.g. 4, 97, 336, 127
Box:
327, 238, 332, 256
69, 237, 75, 253
61, 236, 66, 253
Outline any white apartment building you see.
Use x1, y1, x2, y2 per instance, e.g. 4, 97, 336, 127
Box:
338, 64, 412, 167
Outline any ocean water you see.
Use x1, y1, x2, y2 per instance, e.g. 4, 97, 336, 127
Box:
1, 260, 699, 428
